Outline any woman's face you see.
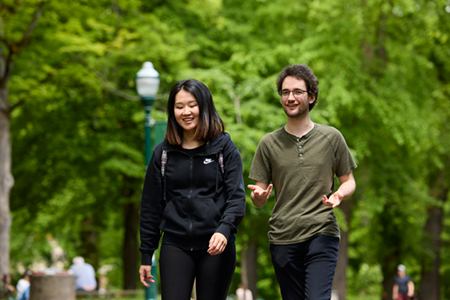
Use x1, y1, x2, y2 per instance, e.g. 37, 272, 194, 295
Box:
174, 89, 200, 134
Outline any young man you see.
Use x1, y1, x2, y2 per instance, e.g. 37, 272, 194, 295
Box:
248, 64, 357, 299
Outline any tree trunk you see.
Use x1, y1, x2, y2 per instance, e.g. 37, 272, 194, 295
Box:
332, 198, 352, 300
379, 203, 400, 300
79, 216, 99, 270
241, 240, 258, 298
420, 170, 447, 300
382, 275, 396, 300
0, 85, 14, 276
122, 199, 139, 289
0, 0, 43, 276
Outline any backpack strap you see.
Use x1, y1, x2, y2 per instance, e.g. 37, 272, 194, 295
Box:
218, 152, 224, 174
161, 150, 167, 178
216, 151, 224, 194
161, 150, 167, 204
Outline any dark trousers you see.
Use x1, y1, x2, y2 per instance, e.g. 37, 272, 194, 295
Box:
159, 242, 236, 300
270, 235, 339, 300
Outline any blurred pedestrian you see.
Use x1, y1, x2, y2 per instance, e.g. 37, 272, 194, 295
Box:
19, 286, 29, 300
16, 270, 31, 300
0, 274, 15, 299
139, 79, 246, 300
236, 283, 253, 300
392, 264, 414, 300
70, 256, 97, 291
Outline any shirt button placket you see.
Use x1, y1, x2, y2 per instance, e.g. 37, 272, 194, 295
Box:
298, 141, 304, 162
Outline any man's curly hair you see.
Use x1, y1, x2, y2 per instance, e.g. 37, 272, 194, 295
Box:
276, 64, 319, 111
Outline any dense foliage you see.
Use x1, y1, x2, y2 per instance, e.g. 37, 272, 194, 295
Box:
2, 0, 449, 299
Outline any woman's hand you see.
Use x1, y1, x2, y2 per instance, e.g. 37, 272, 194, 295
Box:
139, 265, 155, 287
208, 232, 228, 255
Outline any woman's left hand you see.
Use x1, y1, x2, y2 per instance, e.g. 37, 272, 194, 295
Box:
208, 232, 227, 256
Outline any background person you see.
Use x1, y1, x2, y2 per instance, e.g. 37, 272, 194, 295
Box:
392, 264, 414, 300
70, 256, 97, 292
18, 286, 29, 300
248, 64, 357, 300
138, 79, 246, 300
16, 270, 31, 300
0, 274, 15, 299
236, 283, 253, 300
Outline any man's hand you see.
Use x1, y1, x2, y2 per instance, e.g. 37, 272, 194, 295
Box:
82, 285, 96, 292
322, 172, 356, 208
208, 232, 228, 256
322, 191, 344, 208
248, 183, 273, 207
139, 265, 155, 287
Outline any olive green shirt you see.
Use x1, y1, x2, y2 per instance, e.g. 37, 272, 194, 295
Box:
249, 124, 357, 244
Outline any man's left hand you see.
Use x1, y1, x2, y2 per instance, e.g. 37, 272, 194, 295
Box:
322, 191, 344, 208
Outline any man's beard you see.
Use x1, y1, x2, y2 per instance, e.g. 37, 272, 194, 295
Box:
283, 103, 309, 119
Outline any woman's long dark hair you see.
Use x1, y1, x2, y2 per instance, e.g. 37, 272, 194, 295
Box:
165, 79, 225, 146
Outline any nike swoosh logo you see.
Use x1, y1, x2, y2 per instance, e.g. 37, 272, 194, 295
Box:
203, 158, 214, 164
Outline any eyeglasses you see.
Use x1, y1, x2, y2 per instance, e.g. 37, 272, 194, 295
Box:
280, 88, 309, 99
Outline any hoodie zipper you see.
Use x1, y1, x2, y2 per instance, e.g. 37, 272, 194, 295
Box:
188, 157, 194, 251
164, 149, 222, 252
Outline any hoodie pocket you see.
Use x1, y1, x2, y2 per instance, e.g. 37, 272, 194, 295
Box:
160, 198, 190, 235
190, 197, 221, 237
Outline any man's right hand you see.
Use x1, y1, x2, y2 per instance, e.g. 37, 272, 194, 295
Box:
248, 183, 273, 207
139, 265, 154, 287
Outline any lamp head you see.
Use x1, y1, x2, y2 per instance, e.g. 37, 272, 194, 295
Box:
136, 62, 160, 106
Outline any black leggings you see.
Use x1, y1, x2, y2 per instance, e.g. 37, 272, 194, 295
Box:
159, 242, 236, 300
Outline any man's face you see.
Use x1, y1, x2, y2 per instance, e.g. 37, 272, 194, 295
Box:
281, 76, 315, 119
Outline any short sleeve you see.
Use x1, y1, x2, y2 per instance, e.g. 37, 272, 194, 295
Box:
249, 137, 272, 184
334, 131, 357, 177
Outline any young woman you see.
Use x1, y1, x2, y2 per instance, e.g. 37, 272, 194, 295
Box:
139, 79, 246, 300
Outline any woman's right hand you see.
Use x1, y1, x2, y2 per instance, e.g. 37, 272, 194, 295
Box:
139, 265, 155, 287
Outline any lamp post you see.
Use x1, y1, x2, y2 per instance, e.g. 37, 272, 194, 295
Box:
136, 61, 160, 166
135, 61, 159, 300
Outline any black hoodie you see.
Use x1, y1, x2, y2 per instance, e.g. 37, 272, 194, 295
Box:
139, 133, 246, 265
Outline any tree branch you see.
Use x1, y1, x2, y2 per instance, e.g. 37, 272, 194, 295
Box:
9, 99, 25, 113
228, 85, 252, 124
0, 51, 14, 88
92, 69, 167, 101
0, 38, 13, 84
0, 37, 11, 49
16, 1, 45, 51
0, 1, 44, 85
